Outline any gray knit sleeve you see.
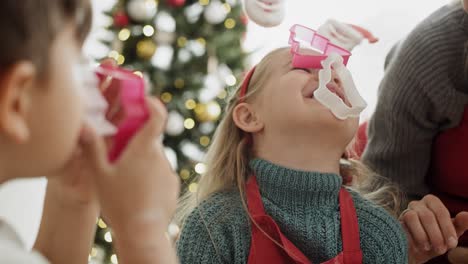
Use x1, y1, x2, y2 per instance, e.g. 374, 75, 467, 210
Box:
363, 73, 436, 199
363, 4, 468, 200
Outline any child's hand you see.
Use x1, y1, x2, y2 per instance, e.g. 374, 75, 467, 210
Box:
46, 125, 101, 207
400, 194, 468, 264
85, 96, 179, 232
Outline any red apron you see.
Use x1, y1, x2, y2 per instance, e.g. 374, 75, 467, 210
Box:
429, 106, 468, 248
246, 174, 363, 264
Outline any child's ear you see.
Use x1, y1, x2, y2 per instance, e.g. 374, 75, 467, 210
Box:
232, 102, 264, 133
0, 61, 36, 143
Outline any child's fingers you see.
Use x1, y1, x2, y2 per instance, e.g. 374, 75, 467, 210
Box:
401, 221, 418, 252
454, 212, 468, 237
410, 205, 446, 254
401, 206, 432, 251
100, 58, 117, 67
403, 220, 443, 264
423, 195, 458, 249
79, 124, 110, 173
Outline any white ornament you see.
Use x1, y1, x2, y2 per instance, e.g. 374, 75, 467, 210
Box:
184, 3, 204, 24
243, 0, 285, 27
127, 0, 158, 22
187, 40, 206, 57
166, 111, 185, 136
178, 48, 192, 63
181, 140, 205, 162
155, 11, 176, 32
199, 122, 215, 134
199, 73, 224, 103
204, 0, 228, 24
151, 45, 174, 70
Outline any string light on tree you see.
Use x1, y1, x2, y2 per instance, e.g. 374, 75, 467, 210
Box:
97, 219, 107, 229
177, 36, 187, 47
160, 92, 173, 103
143, 25, 155, 37
184, 118, 196, 129
180, 169, 191, 180
110, 254, 118, 264
225, 18, 236, 29
185, 99, 197, 110
195, 101, 221, 122
194, 163, 207, 174
104, 231, 113, 243
199, 0, 209, 6
189, 183, 198, 193
200, 136, 211, 147
217, 89, 227, 99
226, 74, 237, 86
118, 28, 131, 41
108, 50, 120, 61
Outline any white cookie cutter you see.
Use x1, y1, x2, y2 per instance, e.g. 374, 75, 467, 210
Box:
314, 53, 367, 120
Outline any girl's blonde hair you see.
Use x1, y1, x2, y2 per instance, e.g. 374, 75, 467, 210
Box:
176, 48, 403, 228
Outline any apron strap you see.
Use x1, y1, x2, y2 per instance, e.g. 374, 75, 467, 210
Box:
339, 188, 363, 263
246, 175, 363, 264
246, 175, 268, 217
246, 175, 311, 263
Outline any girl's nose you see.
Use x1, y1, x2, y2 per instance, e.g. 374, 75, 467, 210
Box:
331, 69, 341, 86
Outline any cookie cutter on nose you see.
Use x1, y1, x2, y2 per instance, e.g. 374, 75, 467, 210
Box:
289, 24, 351, 69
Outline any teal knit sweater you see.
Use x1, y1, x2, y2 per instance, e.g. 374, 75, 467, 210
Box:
177, 159, 408, 263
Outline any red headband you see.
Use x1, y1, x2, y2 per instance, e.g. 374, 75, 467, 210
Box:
238, 66, 256, 102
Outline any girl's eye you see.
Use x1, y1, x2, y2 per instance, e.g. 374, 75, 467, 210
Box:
293, 68, 311, 73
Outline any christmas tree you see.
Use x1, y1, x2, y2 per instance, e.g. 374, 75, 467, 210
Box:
90, 0, 247, 263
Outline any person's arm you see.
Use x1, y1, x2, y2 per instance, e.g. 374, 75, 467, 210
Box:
362, 56, 468, 202
87, 97, 180, 264
112, 221, 177, 264
33, 181, 99, 264
363, 8, 468, 201
363, 74, 438, 201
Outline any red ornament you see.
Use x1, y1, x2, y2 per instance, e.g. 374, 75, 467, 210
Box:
167, 0, 185, 7
240, 14, 249, 26
114, 11, 130, 28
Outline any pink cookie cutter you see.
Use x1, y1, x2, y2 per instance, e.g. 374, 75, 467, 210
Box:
95, 65, 150, 162
289, 24, 351, 69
